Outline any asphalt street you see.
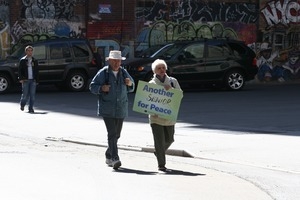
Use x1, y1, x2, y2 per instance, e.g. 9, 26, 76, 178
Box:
1, 82, 300, 200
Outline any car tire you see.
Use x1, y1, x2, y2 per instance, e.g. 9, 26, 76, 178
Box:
0, 74, 12, 94
65, 71, 87, 92
224, 70, 245, 91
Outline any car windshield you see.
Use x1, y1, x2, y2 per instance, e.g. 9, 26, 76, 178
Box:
6, 46, 26, 60
136, 43, 175, 58
155, 43, 183, 59
136, 45, 165, 58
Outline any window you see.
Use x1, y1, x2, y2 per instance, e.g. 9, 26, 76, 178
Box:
32, 45, 46, 60
50, 43, 71, 59
184, 43, 204, 59
208, 42, 231, 58
274, 33, 284, 50
72, 43, 89, 57
160, 44, 182, 59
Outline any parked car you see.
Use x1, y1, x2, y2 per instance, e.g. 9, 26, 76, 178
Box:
0, 38, 99, 94
123, 38, 258, 91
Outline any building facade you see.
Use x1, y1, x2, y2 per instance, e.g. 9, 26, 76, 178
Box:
0, 0, 299, 60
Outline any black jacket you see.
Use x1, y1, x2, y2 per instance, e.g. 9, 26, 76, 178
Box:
18, 56, 39, 82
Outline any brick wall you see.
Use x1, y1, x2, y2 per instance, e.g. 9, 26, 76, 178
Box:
87, 0, 136, 42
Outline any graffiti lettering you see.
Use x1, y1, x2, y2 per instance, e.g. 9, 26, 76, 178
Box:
261, 0, 300, 27
136, 1, 257, 24
0, 0, 8, 6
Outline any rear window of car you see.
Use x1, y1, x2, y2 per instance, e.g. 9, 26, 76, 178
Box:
72, 42, 90, 57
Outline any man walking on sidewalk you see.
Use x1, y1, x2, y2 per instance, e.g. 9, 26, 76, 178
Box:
18, 45, 39, 113
89, 50, 135, 170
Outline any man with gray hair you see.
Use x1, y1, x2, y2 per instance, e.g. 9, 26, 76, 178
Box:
89, 50, 135, 170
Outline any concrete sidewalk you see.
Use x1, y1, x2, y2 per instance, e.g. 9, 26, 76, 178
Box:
0, 102, 274, 200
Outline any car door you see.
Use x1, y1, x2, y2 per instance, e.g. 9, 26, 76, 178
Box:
32, 44, 48, 81
47, 42, 73, 81
168, 42, 206, 84
204, 40, 232, 80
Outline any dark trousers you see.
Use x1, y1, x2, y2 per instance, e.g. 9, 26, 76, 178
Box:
103, 117, 124, 161
151, 123, 174, 167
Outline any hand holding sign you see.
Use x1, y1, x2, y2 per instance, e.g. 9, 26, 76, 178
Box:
133, 81, 183, 121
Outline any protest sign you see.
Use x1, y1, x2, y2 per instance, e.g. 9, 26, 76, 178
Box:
133, 81, 183, 121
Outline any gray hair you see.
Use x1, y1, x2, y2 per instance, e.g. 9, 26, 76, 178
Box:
151, 59, 168, 72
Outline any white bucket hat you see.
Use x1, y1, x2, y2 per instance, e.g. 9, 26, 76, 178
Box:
260, 42, 272, 51
105, 50, 126, 61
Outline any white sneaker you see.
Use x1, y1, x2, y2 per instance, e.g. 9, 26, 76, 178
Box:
112, 160, 122, 169
105, 158, 112, 167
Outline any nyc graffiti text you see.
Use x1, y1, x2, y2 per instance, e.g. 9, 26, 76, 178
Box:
261, 0, 300, 27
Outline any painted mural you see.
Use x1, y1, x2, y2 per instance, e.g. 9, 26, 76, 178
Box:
0, 0, 9, 59
258, 0, 300, 82
1, 0, 299, 81
135, 0, 300, 83
135, 0, 258, 52
0, 0, 86, 56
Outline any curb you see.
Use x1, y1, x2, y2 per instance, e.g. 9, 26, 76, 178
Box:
141, 147, 194, 158
45, 137, 194, 158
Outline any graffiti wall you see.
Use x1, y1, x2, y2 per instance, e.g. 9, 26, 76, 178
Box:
1, 0, 298, 79
135, 0, 258, 51
0, 0, 9, 59
258, 0, 300, 82
259, 0, 300, 49
0, 0, 86, 56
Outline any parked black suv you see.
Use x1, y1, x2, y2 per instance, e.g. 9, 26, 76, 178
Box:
123, 38, 258, 91
0, 38, 98, 94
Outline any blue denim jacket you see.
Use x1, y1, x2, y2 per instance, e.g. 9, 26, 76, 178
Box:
89, 66, 135, 118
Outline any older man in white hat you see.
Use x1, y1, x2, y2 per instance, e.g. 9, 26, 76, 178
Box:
89, 50, 135, 170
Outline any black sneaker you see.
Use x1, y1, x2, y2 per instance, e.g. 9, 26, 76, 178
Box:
29, 109, 34, 113
20, 105, 24, 111
112, 160, 121, 170
158, 166, 167, 172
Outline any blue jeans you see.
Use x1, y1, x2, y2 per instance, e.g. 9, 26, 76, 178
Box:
257, 64, 284, 81
20, 80, 36, 110
103, 117, 124, 161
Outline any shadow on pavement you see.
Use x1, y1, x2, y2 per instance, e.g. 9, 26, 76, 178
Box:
25, 111, 49, 114
159, 169, 206, 176
115, 167, 206, 176
113, 167, 157, 175
3, 83, 300, 136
